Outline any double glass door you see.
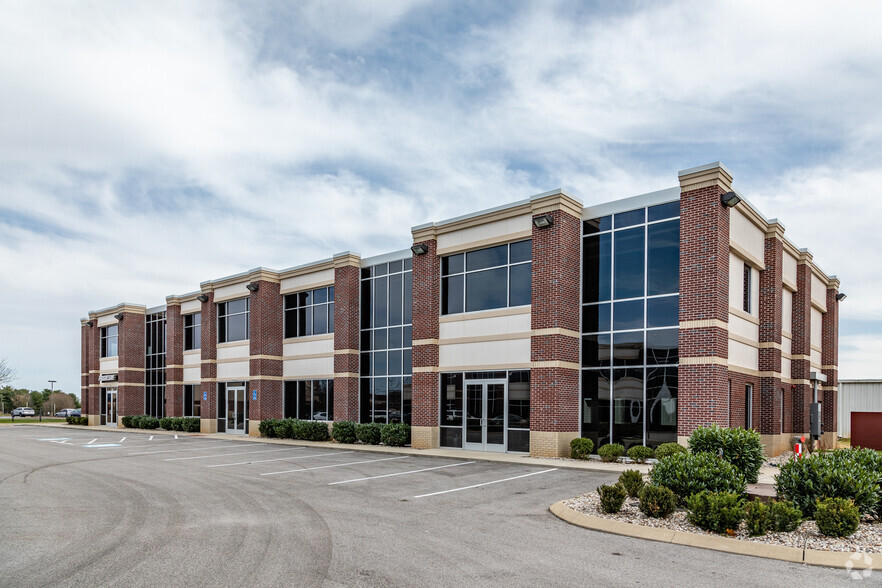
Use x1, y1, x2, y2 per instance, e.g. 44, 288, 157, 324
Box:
105, 390, 118, 427
464, 380, 506, 452
227, 387, 246, 434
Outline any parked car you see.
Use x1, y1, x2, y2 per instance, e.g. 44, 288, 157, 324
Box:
56, 409, 77, 417
11, 407, 35, 417
71, 409, 81, 417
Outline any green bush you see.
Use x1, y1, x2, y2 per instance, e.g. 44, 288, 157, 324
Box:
650, 452, 746, 504
67, 416, 89, 425
598, 443, 625, 463
775, 448, 882, 518
355, 422, 382, 445
815, 497, 860, 538
332, 421, 357, 444
171, 418, 184, 431
300, 421, 330, 442
120, 415, 134, 428
688, 425, 765, 484
570, 437, 594, 460
381, 423, 410, 447
258, 419, 277, 438
276, 419, 296, 439
597, 483, 628, 514
655, 442, 687, 459
744, 499, 770, 536
627, 445, 654, 464
686, 491, 745, 534
768, 500, 803, 532
159, 417, 173, 430
140, 416, 159, 430
128, 415, 143, 429
619, 470, 645, 498
183, 417, 200, 433
638, 485, 677, 519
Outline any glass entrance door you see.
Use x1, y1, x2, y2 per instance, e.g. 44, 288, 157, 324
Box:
227, 386, 246, 434
464, 380, 506, 452
106, 390, 118, 427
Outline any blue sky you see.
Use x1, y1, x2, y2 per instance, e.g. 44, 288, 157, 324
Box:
1, 0, 880, 397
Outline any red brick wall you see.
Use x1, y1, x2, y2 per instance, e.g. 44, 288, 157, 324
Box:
791, 263, 812, 433
334, 263, 361, 422
250, 280, 283, 421
759, 235, 783, 434
727, 371, 761, 430
822, 288, 840, 434
80, 322, 90, 415
166, 304, 184, 417
411, 239, 440, 428
88, 321, 99, 416
118, 312, 145, 417
530, 209, 581, 432
200, 293, 218, 420
678, 184, 730, 434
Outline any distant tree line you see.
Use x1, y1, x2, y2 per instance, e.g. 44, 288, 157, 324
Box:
1, 386, 80, 415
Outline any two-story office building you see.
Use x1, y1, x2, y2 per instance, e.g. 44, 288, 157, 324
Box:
80, 162, 842, 456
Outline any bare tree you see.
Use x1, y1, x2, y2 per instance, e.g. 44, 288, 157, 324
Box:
0, 358, 16, 387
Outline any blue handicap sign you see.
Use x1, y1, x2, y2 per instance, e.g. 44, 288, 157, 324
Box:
252, 390, 257, 401
203, 391, 207, 401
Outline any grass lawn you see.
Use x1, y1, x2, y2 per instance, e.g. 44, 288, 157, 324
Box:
0, 417, 67, 424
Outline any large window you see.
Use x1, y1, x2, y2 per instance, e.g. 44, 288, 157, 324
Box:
441, 240, 531, 315
743, 263, 752, 313
184, 312, 201, 350
100, 324, 118, 357
218, 298, 249, 343
284, 380, 334, 421
284, 286, 334, 338
183, 384, 201, 417
581, 201, 679, 450
360, 257, 412, 424
145, 311, 166, 418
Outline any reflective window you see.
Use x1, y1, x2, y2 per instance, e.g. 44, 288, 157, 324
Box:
648, 220, 679, 295
284, 287, 334, 338
184, 312, 201, 350
582, 233, 611, 302
441, 240, 531, 315
218, 298, 249, 343
284, 379, 334, 421
145, 311, 166, 418
647, 296, 678, 328
100, 324, 118, 358
614, 228, 644, 299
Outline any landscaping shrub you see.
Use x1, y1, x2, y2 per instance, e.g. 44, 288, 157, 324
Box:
259, 419, 277, 438
654, 442, 687, 459
688, 424, 765, 484
301, 421, 330, 442
332, 420, 357, 444
768, 500, 803, 533
686, 491, 745, 534
775, 448, 882, 518
570, 437, 594, 460
355, 422, 382, 445
815, 497, 860, 538
627, 445, 654, 464
129, 415, 144, 429
598, 443, 625, 463
618, 470, 645, 498
649, 452, 746, 504
275, 419, 295, 439
638, 485, 677, 519
183, 417, 201, 433
140, 416, 159, 430
597, 483, 628, 514
159, 417, 173, 430
744, 499, 770, 536
121, 415, 134, 428
381, 423, 410, 447
67, 416, 89, 425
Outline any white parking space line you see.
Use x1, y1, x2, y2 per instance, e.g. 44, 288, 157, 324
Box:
329, 461, 476, 485
412, 468, 558, 499
119, 437, 126, 442
261, 456, 409, 476
149, 436, 154, 440
86, 439, 97, 445
165, 447, 299, 461
129, 443, 254, 456
206, 451, 354, 468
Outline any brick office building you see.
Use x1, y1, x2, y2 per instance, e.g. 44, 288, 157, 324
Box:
80, 162, 842, 456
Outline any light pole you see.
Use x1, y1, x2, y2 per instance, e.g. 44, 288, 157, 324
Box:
48, 380, 56, 418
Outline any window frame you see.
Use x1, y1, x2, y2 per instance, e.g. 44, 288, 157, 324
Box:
184, 312, 201, 351
217, 298, 250, 344
283, 286, 335, 339
100, 324, 119, 358
440, 240, 532, 316
743, 263, 752, 313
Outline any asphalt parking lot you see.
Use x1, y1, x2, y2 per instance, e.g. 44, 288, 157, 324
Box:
0, 426, 858, 587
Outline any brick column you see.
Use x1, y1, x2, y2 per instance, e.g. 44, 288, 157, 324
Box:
791, 257, 813, 436
200, 292, 218, 433
677, 163, 732, 442
410, 237, 440, 449
758, 225, 785, 453
529, 194, 582, 457
821, 284, 840, 447
81, 318, 95, 422
249, 277, 283, 436
333, 253, 361, 422
165, 301, 184, 417
87, 317, 100, 424
117, 309, 146, 420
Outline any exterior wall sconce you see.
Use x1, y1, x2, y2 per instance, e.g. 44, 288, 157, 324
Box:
245, 282, 260, 292
532, 214, 554, 228
84, 321, 93, 327
836, 292, 847, 301
197, 294, 209, 303
411, 243, 429, 255
113, 313, 124, 321
721, 192, 742, 207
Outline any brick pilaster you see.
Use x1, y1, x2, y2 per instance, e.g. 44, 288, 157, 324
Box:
166, 302, 184, 417
791, 259, 813, 434
80, 319, 91, 416
410, 238, 440, 441
677, 164, 732, 437
333, 253, 361, 422
117, 311, 146, 417
759, 228, 784, 435
88, 318, 99, 420
822, 285, 840, 436
249, 279, 283, 428
200, 291, 218, 430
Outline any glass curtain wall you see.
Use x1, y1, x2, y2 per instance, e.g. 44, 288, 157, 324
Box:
581, 201, 679, 450
360, 257, 413, 423
145, 310, 167, 418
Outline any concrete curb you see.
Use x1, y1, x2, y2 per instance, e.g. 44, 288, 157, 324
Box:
549, 501, 881, 570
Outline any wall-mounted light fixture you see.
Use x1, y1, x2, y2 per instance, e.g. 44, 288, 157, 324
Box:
836, 292, 847, 301
197, 294, 209, 303
721, 192, 742, 207
411, 243, 429, 255
113, 313, 124, 321
84, 321, 93, 328
532, 214, 554, 228
245, 282, 260, 292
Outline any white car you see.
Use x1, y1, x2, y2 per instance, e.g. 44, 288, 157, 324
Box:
11, 407, 35, 417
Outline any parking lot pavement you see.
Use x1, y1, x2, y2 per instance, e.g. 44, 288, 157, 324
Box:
0, 425, 857, 587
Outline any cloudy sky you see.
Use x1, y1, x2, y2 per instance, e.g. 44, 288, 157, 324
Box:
1, 0, 880, 397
